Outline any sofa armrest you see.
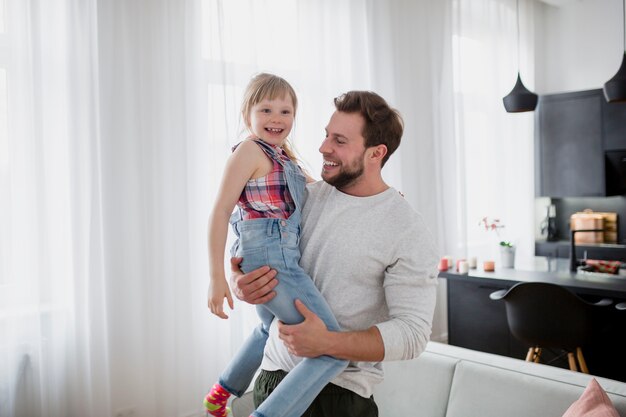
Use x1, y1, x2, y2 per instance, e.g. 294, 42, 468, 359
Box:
231, 391, 255, 417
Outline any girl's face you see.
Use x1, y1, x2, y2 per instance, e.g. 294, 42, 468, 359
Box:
247, 95, 295, 147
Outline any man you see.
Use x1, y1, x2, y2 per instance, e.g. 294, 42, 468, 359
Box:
231, 91, 438, 416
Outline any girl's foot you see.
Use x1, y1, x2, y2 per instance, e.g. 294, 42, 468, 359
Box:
204, 383, 231, 417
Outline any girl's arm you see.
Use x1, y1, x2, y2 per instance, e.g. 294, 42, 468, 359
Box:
208, 140, 269, 319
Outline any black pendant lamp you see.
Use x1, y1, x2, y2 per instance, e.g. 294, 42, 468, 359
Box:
603, 0, 626, 103
503, 0, 538, 113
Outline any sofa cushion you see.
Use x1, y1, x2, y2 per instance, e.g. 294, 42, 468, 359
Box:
445, 360, 588, 417
428, 343, 626, 417
562, 378, 620, 417
374, 350, 457, 417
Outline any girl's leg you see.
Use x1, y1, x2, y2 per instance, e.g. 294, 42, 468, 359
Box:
206, 240, 276, 415
251, 248, 349, 417
217, 320, 269, 396
254, 356, 348, 417
260, 247, 342, 332
205, 319, 270, 416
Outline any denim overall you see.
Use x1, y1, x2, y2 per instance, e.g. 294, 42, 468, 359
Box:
219, 141, 348, 417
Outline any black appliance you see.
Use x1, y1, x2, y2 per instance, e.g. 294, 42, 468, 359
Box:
605, 150, 626, 195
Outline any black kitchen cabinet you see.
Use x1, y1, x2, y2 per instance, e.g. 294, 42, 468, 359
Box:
603, 100, 626, 151
447, 279, 526, 357
536, 90, 604, 197
535, 89, 626, 197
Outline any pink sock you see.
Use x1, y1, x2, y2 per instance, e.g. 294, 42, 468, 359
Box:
204, 383, 230, 417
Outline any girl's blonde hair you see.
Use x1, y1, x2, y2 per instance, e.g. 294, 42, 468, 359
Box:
241, 73, 299, 162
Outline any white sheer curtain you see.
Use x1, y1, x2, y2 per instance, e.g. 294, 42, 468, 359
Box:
97, 2, 209, 416
414, 0, 537, 342
1, 0, 207, 416
1, 1, 110, 416
443, 0, 536, 267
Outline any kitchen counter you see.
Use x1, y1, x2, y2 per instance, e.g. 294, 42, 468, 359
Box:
439, 261, 626, 299
439, 259, 626, 382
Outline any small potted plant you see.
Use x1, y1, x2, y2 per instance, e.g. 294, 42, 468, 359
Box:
499, 241, 515, 268
479, 217, 515, 269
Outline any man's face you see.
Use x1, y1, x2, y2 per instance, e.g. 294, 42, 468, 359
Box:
319, 111, 367, 190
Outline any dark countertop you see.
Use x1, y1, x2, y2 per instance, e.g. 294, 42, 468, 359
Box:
439, 259, 626, 299
535, 239, 626, 262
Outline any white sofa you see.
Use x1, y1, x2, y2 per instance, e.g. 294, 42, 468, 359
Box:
231, 341, 626, 417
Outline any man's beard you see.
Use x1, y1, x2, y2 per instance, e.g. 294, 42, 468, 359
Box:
322, 157, 364, 190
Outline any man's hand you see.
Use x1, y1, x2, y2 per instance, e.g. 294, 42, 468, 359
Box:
229, 257, 278, 305
279, 300, 386, 362
278, 300, 333, 358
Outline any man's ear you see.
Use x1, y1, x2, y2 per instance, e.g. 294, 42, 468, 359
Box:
368, 144, 388, 165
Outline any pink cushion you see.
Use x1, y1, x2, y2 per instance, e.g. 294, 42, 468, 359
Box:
562, 378, 620, 417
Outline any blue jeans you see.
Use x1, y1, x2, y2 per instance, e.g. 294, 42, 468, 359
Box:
219, 219, 349, 417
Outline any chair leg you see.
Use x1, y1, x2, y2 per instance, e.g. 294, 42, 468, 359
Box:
567, 352, 578, 372
576, 347, 589, 374
526, 347, 541, 362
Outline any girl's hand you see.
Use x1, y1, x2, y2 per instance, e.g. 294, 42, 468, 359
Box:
208, 278, 234, 319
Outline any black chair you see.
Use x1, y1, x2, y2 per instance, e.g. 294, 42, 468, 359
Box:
490, 282, 612, 373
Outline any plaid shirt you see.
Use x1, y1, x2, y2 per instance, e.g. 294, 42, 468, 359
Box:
235, 140, 295, 220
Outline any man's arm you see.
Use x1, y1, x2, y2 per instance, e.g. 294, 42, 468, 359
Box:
277, 300, 385, 362
229, 257, 278, 304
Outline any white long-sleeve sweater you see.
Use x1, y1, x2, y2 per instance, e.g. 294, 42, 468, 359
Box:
260, 181, 439, 398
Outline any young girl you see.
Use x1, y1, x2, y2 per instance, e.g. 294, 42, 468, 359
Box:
204, 73, 348, 417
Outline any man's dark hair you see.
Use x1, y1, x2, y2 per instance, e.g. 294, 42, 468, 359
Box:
334, 91, 404, 167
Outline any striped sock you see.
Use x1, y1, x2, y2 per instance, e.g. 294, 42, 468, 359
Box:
204, 383, 231, 417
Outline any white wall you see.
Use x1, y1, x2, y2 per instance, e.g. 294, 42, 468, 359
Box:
535, 0, 624, 94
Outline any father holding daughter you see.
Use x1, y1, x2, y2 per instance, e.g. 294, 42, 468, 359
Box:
231, 86, 439, 416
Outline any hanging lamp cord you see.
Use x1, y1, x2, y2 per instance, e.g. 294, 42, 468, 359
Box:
622, 0, 625, 53
516, 0, 521, 70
